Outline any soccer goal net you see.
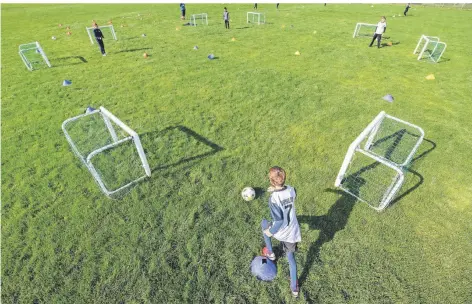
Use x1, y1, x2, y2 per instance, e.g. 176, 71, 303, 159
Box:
335, 111, 424, 211
247, 12, 265, 25
86, 25, 117, 44
353, 23, 377, 38
413, 35, 447, 63
62, 107, 151, 198
19, 41, 52, 71
190, 13, 208, 26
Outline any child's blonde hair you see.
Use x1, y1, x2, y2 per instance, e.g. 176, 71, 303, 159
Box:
269, 166, 286, 187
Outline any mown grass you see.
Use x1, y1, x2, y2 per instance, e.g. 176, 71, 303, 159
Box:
2, 3, 472, 303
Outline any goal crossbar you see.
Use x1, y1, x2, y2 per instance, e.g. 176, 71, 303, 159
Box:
62, 106, 151, 197
86, 25, 117, 44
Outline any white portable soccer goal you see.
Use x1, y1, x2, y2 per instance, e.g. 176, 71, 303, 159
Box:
335, 111, 424, 211
86, 25, 117, 44
353, 23, 377, 38
190, 13, 208, 26
18, 41, 52, 71
62, 106, 151, 198
247, 12, 265, 25
413, 35, 447, 63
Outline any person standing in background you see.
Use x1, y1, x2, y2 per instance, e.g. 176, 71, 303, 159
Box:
180, 3, 186, 20
223, 7, 230, 29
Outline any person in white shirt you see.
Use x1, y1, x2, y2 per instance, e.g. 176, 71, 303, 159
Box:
223, 7, 230, 29
261, 166, 302, 298
369, 16, 387, 48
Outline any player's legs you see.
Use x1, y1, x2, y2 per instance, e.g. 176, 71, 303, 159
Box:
369, 34, 378, 47
377, 34, 382, 48
283, 242, 299, 297
288, 252, 298, 289
97, 39, 106, 54
261, 219, 274, 254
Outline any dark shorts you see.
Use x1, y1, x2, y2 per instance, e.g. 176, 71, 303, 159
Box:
281, 241, 298, 253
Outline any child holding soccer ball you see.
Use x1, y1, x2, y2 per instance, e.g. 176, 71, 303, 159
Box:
369, 16, 387, 48
261, 166, 302, 298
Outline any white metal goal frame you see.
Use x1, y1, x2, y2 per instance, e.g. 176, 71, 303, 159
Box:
62, 106, 151, 197
247, 12, 265, 25
413, 35, 447, 63
86, 25, 118, 44
353, 22, 377, 38
18, 41, 52, 71
190, 13, 208, 26
335, 111, 424, 211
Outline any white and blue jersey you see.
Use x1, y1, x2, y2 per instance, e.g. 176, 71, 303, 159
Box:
268, 185, 301, 243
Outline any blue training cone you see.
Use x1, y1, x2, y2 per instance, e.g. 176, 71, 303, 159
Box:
382, 94, 394, 103
63, 80, 72, 86
85, 106, 96, 114
207, 54, 215, 60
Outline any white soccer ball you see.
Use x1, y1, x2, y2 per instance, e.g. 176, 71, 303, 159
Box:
241, 187, 256, 201
52, 36, 56, 40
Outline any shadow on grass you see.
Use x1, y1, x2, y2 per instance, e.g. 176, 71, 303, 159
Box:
298, 186, 362, 300
389, 137, 436, 206
121, 36, 141, 40
298, 137, 435, 299
140, 125, 223, 172
253, 187, 265, 199
235, 26, 250, 30
52, 56, 87, 67
438, 57, 451, 63
116, 47, 153, 53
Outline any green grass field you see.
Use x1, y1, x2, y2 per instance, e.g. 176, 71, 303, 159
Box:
2, 3, 472, 303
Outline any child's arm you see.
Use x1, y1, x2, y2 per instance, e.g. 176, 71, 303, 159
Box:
264, 200, 284, 236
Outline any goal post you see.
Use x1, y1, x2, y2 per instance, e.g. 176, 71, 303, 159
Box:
413, 35, 447, 63
18, 41, 52, 71
86, 25, 117, 44
335, 111, 424, 211
353, 23, 377, 38
247, 12, 265, 25
190, 13, 208, 26
62, 106, 151, 197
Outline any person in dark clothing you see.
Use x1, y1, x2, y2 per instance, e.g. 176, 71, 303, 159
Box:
276, 3, 279, 9
180, 3, 186, 20
254, 3, 257, 10
223, 7, 230, 29
404, 3, 411, 16
92, 22, 106, 56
